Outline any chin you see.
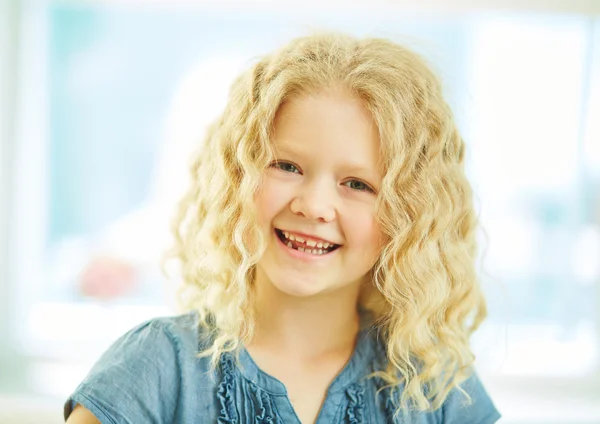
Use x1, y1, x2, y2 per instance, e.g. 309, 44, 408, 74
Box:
271, 275, 327, 298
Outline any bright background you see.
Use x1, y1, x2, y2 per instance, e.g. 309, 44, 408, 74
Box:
1, 0, 599, 423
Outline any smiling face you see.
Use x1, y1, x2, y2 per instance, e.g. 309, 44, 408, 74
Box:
254, 88, 385, 298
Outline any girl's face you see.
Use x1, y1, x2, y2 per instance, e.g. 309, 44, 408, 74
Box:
254, 89, 385, 298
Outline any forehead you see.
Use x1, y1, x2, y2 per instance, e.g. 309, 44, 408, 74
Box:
272, 90, 382, 172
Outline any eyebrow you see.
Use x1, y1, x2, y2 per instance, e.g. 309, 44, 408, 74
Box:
272, 143, 302, 159
334, 161, 376, 175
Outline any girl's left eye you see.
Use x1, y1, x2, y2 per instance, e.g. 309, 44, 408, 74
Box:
343, 180, 375, 193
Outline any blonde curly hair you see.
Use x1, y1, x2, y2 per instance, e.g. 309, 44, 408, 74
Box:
165, 32, 487, 415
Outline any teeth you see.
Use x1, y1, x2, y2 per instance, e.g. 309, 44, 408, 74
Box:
283, 242, 330, 256
280, 229, 336, 252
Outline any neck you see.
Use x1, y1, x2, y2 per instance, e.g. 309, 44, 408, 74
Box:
249, 277, 362, 360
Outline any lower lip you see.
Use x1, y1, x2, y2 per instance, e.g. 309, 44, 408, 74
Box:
275, 230, 338, 262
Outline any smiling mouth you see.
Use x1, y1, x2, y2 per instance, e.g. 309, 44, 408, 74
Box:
275, 228, 341, 255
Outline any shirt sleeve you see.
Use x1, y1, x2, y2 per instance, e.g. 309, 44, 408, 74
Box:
64, 319, 182, 424
441, 371, 501, 424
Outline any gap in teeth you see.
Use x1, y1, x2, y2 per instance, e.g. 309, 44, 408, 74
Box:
282, 230, 331, 249
285, 240, 326, 255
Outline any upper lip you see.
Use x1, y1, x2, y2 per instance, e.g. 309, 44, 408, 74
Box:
277, 228, 340, 246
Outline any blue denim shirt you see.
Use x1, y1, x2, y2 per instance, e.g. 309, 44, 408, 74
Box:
64, 312, 500, 423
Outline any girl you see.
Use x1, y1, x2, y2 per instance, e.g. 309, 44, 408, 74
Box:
65, 32, 500, 423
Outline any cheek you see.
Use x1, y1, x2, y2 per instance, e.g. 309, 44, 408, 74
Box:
344, 208, 383, 252
255, 178, 290, 223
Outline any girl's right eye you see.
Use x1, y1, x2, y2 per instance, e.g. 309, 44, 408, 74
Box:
271, 161, 300, 174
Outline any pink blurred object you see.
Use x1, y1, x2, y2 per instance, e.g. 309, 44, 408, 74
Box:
78, 256, 139, 300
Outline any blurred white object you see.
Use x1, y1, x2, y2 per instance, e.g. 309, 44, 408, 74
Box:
61, 56, 251, 301
94, 55, 250, 267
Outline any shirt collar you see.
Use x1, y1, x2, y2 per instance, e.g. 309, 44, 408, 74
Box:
236, 309, 379, 395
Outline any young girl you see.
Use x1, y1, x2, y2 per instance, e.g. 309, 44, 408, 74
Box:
64, 32, 500, 423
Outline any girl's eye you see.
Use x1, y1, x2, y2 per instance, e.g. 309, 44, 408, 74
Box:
272, 161, 300, 174
343, 179, 375, 193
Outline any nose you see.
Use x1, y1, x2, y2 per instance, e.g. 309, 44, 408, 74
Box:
289, 177, 336, 223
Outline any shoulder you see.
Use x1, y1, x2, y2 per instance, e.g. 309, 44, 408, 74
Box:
90, 311, 210, 372
64, 311, 216, 423
365, 368, 500, 424
362, 331, 500, 424
440, 371, 501, 424
146, 310, 211, 351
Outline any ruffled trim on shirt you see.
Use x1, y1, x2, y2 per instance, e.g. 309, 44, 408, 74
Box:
217, 354, 239, 423
217, 353, 282, 423
385, 394, 398, 423
249, 382, 279, 423
345, 383, 365, 423
374, 377, 401, 423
